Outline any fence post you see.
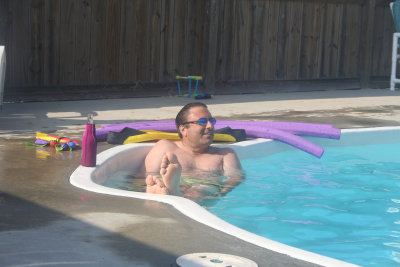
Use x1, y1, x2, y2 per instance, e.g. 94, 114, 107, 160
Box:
202, 0, 218, 93
360, 0, 377, 88
0, 46, 5, 109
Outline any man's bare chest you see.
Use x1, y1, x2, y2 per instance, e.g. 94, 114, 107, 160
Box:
177, 152, 223, 171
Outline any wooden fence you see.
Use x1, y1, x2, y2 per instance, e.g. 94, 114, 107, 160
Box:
0, 0, 395, 93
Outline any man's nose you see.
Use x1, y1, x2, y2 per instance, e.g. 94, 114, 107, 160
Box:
206, 120, 214, 128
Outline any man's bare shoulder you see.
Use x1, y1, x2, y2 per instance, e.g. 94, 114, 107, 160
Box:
145, 139, 180, 171
154, 139, 178, 147
151, 139, 179, 152
210, 146, 237, 155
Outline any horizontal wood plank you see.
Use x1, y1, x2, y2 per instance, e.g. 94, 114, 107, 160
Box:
2, 0, 394, 91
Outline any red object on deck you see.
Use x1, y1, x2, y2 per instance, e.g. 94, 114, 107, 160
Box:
81, 115, 97, 167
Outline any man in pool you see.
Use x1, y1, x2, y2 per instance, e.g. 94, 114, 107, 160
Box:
145, 102, 243, 201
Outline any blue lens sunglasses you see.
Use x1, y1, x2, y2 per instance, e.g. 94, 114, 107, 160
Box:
182, 117, 217, 126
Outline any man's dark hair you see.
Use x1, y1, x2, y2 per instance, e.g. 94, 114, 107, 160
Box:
175, 102, 208, 138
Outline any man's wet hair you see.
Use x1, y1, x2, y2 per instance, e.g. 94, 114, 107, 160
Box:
175, 102, 208, 138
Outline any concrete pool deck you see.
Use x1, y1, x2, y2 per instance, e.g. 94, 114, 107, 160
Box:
1, 88, 400, 266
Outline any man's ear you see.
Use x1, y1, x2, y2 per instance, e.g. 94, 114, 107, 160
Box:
178, 125, 187, 137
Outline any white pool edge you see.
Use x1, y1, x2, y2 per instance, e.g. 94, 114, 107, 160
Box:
70, 126, 400, 267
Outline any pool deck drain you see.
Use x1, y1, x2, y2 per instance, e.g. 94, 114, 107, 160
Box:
176, 253, 258, 267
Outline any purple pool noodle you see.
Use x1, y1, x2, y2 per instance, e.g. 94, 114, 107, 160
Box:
243, 126, 324, 158
215, 121, 341, 140
96, 120, 340, 141
96, 123, 177, 141
98, 120, 340, 140
216, 121, 340, 139
218, 120, 334, 128
98, 120, 332, 130
99, 120, 175, 130
119, 120, 341, 139
96, 120, 176, 140
96, 120, 326, 157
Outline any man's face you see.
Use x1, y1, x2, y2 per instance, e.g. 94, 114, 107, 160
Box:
180, 106, 215, 147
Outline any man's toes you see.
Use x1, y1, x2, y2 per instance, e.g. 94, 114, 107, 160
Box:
160, 187, 169, 194
145, 176, 153, 185
154, 178, 164, 187
166, 152, 178, 163
145, 175, 155, 185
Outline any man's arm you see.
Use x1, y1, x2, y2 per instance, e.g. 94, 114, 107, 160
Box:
220, 147, 244, 195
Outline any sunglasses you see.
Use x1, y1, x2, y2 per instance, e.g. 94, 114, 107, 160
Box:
182, 117, 217, 126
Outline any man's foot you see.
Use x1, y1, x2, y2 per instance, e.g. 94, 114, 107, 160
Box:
145, 175, 168, 194
146, 152, 182, 196
160, 152, 182, 195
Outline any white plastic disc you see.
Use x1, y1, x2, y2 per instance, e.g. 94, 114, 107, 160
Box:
176, 252, 258, 267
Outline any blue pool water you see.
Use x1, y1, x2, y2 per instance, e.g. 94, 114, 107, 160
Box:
202, 142, 400, 266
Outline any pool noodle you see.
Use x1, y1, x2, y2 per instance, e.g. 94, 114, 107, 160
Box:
99, 120, 334, 129
97, 123, 176, 141
97, 121, 339, 135
97, 120, 340, 141
95, 120, 339, 158
217, 121, 341, 140
242, 125, 324, 158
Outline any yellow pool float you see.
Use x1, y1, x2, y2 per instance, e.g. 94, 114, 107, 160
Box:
123, 130, 236, 144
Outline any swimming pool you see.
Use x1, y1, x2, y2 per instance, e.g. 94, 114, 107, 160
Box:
70, 127, 400, 267
202, 132, 400, 267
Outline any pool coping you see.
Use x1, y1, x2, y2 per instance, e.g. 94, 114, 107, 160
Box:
70, 126, 400, 267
